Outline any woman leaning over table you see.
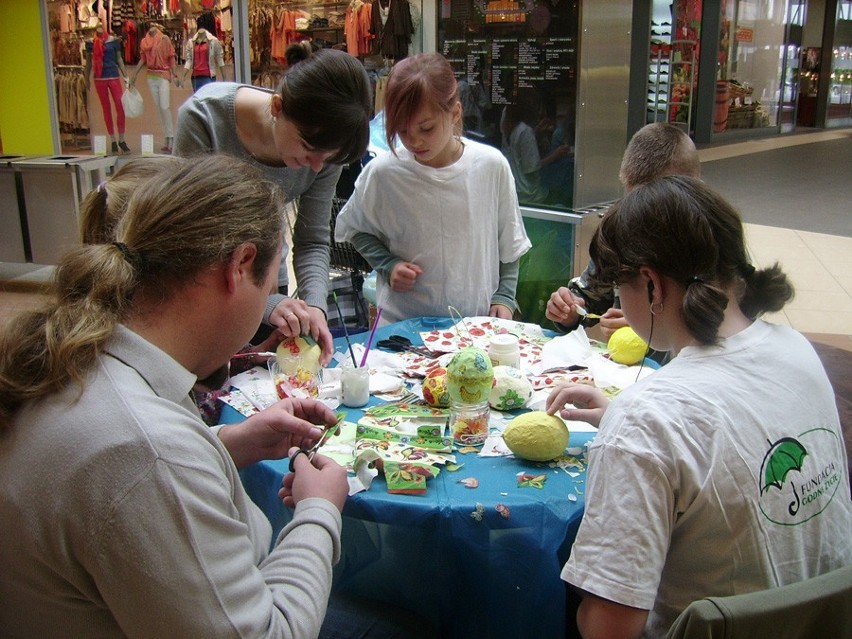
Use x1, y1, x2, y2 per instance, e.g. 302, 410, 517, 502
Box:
546, 176, 851, 639
174, 45, 372, 366
0, 155, 350, 637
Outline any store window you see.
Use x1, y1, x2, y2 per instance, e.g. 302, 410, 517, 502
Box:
647, 0, 701, 135
245, 0, 424, 118
715, 0, 792, 132
46, 0, 235, 155
827, 1, 852, 126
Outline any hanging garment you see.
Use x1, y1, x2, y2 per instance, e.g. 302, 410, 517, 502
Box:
370, 0, 413, 59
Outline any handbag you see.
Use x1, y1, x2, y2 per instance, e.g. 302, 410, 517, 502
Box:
121, 86, 144, 118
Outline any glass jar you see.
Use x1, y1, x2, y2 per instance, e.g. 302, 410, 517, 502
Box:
341, 365, 370, 408
448, 399, 490, 446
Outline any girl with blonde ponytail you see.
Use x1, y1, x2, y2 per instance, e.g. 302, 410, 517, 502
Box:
0, 154, 357, 637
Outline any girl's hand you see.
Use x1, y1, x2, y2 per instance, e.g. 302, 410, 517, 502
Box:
545, 383, 610, 428
389, 261, 423, 292
489, 304, 513, 319
280, 449, 349, 512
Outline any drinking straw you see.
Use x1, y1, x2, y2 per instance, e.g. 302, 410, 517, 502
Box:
359, 307, 383, 368
332, 291, 358, 368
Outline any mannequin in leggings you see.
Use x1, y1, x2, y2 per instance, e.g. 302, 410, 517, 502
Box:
85, 23, 130, 154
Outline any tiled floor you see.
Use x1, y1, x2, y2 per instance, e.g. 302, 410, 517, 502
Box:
746, 224, 852, 347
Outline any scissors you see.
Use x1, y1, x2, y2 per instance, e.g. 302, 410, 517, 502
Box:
376, 334, 439, 358
289, 411, 346, 472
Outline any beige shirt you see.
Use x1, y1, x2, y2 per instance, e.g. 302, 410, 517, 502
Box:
0, 325, 342, 637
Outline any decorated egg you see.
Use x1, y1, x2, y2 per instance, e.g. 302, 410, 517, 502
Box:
276, 336, 322, 375
503, 411, 569, 461
607, 326, 648, 365
488, 366, 533, 411
446, 347, 493, 404
422, 367, 450, 408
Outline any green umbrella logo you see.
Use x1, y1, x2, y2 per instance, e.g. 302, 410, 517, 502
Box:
759, 437, 808, 495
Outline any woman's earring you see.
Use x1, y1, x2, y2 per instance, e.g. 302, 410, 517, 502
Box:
650, 301, 664, 315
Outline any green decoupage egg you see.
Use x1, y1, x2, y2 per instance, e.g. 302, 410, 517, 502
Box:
489, 366, 533, 411
446, 347, 494, 404
503, 411, 569, 461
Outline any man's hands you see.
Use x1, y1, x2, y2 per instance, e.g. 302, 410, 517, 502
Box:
217, 397, 338, 469
280, 448, 349, 512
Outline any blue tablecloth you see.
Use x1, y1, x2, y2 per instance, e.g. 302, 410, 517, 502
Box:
233, 318, 593, 638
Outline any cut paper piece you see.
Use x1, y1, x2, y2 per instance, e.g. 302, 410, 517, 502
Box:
548, 454, 586, 473
356, 422, 453, 453
384, 461, 439, 494
316, 420, 359, 469
470, 502, 485, 521
351, 448, 382, 494
479, 432, 513, 457
365, 399, 449, 420
354, 439, 454, 467
228, 365, 278, 410
517, 473, 547, 489
218, 389, 260, 417
420, 316, 547, 355
370, 371, 405, 394
532, 327, 595, 375
495, 503, 510, 519
586, 353, 657, 390
568, 494, 578, 502
458, 477, 479, 489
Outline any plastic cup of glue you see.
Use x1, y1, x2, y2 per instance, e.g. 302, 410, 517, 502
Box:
341, 365, 370, 408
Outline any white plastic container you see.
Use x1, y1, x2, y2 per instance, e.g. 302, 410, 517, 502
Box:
488, 334, 520, 369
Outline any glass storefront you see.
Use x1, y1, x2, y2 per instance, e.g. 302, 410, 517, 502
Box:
45, 0, 236, 155
827, 1, 852, 126
714, 0, 793, 133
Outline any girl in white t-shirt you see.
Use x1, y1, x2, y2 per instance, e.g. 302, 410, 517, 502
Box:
334, 52, 531, 324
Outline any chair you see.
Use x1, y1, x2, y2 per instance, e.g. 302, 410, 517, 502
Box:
327, 194, 372, 336
665, 565, 852, 639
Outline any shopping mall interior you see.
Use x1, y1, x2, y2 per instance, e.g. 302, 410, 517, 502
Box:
2, 128, 850, 451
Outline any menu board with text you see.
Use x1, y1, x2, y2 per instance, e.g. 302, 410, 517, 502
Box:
439, 0, 579, 208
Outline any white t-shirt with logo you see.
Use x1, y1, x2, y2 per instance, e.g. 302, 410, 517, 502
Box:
562, 319, 852, 638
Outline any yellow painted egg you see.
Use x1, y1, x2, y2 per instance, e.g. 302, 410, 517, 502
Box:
503, 411, 569, 461
489, 366, 533, 411
422, 367, 450, 408
276, 336, 322, 375
446, 347, 493, 404
607, 326, 648, 365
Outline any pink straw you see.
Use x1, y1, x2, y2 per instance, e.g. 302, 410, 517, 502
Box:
359, 307, 382, 367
